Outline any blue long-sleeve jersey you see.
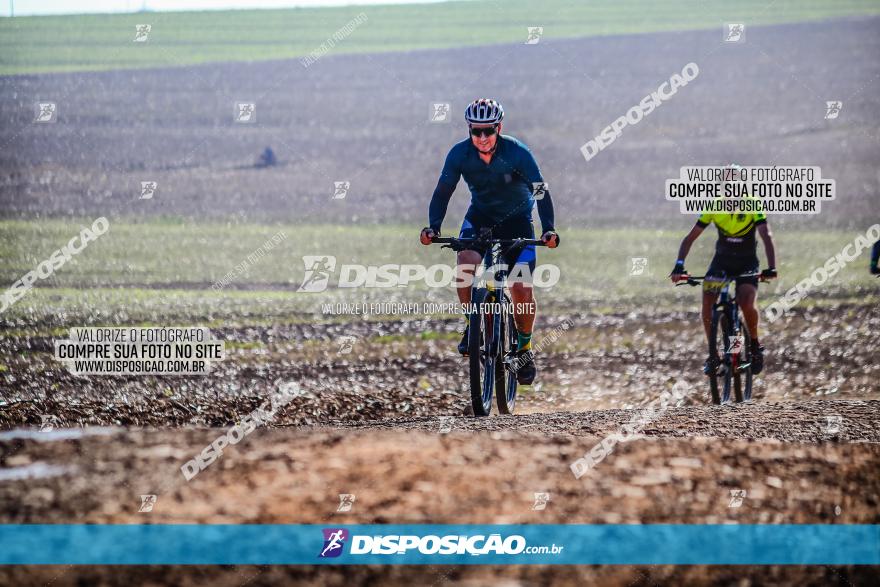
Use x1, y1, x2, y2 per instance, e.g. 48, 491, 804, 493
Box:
428, 134, 555, 234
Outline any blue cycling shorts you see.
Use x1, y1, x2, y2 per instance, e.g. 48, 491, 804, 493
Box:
457, 208, 536, 273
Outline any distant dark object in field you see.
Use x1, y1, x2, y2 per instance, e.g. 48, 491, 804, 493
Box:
256, 147, 277, 168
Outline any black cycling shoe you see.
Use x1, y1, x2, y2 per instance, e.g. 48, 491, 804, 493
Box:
457, 325, 469, 356
703, 354, 720, 376
515, 349, 536, 385
751, 345, 765, 374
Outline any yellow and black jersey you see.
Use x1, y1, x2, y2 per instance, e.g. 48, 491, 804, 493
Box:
696, 211, 767, 255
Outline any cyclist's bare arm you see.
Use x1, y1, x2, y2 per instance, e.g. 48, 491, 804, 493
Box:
670, 223, 704, 282
757, 223, 776, 269
676, 223, 705, 263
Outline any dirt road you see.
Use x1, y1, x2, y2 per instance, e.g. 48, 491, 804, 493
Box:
1, 400, 879, 585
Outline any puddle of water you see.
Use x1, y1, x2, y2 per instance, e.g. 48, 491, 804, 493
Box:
0, 427, 118, 442
0, 462, 75, 482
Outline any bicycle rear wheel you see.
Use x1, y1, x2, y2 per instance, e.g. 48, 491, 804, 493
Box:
468, 288, 496, 416
495, 293, 518, 415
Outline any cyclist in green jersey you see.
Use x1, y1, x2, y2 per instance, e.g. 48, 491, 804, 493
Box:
670, 179, 778, 375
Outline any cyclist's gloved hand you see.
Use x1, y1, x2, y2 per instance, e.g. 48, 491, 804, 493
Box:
541, 230, 559, 248
420, 227, 438, 245
761, 268, 778, 281
670, 260, 687, 282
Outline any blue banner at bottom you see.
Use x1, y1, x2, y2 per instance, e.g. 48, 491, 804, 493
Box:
1, 524, 877, 565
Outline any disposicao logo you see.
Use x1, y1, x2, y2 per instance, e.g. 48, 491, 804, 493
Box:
319, 528, 349, 558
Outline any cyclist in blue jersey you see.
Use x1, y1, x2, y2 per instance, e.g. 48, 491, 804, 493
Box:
871, 239, 879, 275
420, 99, 559, 385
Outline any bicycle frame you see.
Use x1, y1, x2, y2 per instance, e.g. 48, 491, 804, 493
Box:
712, 278, 740, 337
711, 278, 745, 401
475, 241, 531, 378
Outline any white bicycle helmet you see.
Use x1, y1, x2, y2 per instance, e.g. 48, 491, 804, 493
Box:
464, 98, 504, 125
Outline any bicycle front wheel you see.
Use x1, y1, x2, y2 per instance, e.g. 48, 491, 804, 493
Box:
468, 288, 496, 416
708, 309, 731, 405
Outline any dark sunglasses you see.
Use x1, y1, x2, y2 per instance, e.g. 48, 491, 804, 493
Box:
470, 126, 498, 137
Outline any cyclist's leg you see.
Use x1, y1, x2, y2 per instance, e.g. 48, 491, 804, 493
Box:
456, 216, 486, 307
702, 256, 727, 344
501, 218, 538, 384
737, 283, 758, 334
734, 257, 760, 338
508, 256, 537, 344
702, 256, 728, 373
735, 259, 763, 372
456, 250, 481, 306
701, 292, 716, 342
509, 270, 537, 384
501, 217, 538, 347
456, 215, 488, 355
509, 278, 535, 340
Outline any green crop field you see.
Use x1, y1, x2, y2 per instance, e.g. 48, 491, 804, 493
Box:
1, 220, 876, 327
2, 0, 879, 74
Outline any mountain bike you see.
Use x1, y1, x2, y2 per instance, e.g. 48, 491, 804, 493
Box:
432, 231, 547, 416
676, 272, 765, 405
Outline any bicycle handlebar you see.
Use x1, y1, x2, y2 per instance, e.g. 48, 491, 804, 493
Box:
431, 236, 547, 247
674, 272, 764, 287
